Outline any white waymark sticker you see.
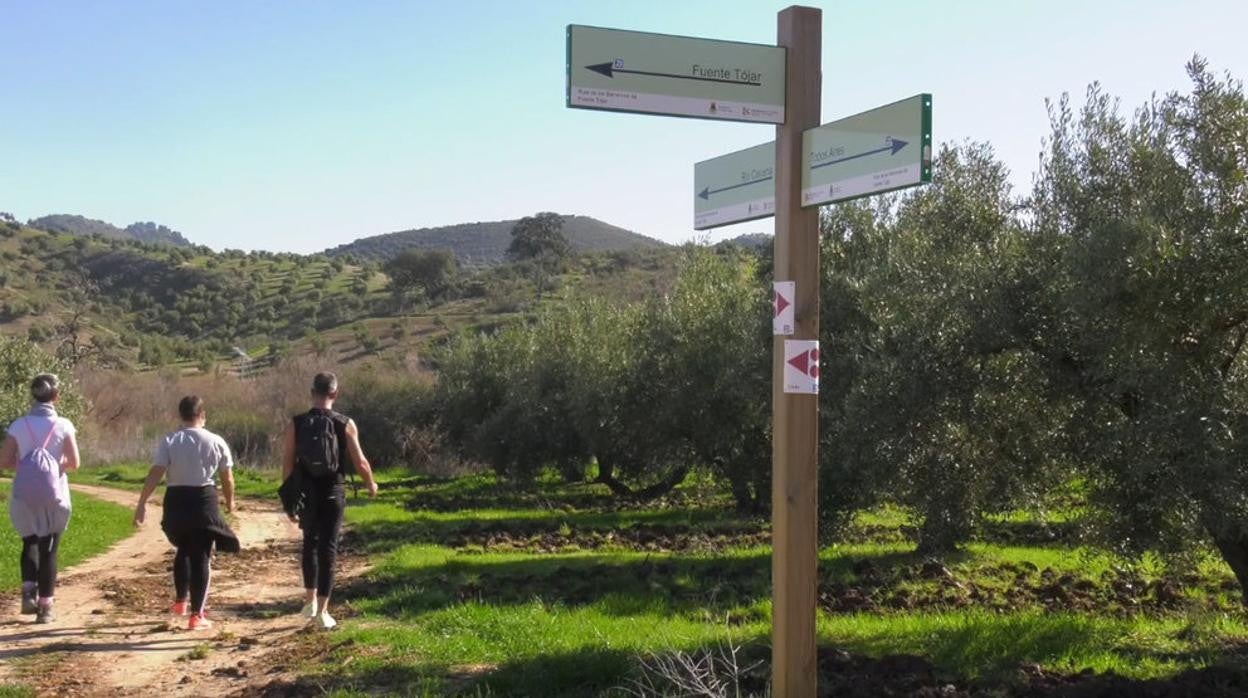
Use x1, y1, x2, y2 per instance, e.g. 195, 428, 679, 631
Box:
773, 281, 795, 336
783, 340, 819, 394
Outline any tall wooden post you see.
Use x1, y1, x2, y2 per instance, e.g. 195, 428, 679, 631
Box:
772, 6, 821, 698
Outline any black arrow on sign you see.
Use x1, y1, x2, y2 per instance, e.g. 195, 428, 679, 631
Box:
809, 138, 910, 171
586, 62, 761, 87
699, 174, 774, 200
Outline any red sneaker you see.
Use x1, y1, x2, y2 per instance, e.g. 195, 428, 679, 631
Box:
188, 613, 213, 631
171, 600, 189, 617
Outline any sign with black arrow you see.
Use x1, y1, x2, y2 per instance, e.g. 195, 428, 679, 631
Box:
567, 25, 786, 123
694, 141, 775, 229
801, 94, 933, 206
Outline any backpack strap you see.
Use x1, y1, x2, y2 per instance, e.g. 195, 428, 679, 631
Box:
292, 414, 304, 469
20, 419, 58, 456
40, 423, 58, 450
328, 412, 358, 496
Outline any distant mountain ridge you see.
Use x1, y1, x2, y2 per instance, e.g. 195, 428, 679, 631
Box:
719, 233, 771, 250
326, 215, 668, 265
28, 214, 192, 247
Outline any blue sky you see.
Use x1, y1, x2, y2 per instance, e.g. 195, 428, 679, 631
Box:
1, 0, 1244, 252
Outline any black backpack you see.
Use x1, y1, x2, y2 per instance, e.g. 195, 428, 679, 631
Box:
296, 411, 347, 479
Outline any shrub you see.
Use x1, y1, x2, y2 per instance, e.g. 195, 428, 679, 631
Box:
209, 408, 275, 466
333, 370, 441, 471
0, 337, 84, 429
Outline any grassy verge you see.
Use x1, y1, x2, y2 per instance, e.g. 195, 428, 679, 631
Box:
72, 462, 282, 499
0, 480, 134, 589
233, 473, 1248, 697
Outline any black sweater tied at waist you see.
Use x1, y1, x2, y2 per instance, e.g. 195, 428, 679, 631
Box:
161, 485, 241, 553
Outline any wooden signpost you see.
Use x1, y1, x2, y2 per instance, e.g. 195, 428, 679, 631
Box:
770, 8, 822, 696
567, 7, 930, 696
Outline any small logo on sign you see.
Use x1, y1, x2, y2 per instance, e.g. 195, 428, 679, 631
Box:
613, 58, 624, 69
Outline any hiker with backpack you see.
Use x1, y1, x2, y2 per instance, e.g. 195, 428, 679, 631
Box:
0, 374, 80, 624
281, 372, 378, 630
134, 395, 239, 631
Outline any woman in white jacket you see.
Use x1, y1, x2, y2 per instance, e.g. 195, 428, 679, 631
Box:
0, 374, 80, 624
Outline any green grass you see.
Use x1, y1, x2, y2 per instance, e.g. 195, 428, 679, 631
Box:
323, 606, 1248, 695
247, 473, 1244, 696
73, 463, 281, 499
178, 644, 213, 662
819, 610, 1248, 678
0, 685, 35, 698
57, 466, 1248, 695
0, 480, 134, 589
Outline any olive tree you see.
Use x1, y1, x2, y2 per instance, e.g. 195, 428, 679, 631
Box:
1026, 60, 1248, 596
818, 143, 1072, 552
437, 248, 771, 506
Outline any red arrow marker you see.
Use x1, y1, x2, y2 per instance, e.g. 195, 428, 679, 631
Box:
774, 290, 791, 317
787, 349, 819, 378
788, 349, 808, 375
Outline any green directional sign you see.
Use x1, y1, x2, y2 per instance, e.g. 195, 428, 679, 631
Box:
801, 94, 932, 207
694, 141, 775, 230
567, 25, 786, 124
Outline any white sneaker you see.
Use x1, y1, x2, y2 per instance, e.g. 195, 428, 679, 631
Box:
300, 601, 318, 619
314, 611, 337, 630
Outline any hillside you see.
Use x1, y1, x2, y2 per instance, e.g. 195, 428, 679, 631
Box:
325, 214, 668, 265
720, 233, 771, 250
28, 214, 193, 247
0, 218, 385, 370
0, 217, 682, 374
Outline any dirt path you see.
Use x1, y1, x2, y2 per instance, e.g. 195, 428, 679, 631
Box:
0, 484, 365, 697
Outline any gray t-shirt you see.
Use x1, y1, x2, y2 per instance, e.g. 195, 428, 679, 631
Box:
154, 427, 234, 487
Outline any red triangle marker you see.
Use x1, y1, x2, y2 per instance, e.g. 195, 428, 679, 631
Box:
788, 349, 809, 375
787, 349, 819, 378
775, 290, 791, 317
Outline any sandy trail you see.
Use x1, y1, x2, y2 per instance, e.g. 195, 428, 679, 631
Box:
0, 484, 362, 697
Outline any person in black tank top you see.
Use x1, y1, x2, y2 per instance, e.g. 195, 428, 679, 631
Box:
282, 372, 378, 630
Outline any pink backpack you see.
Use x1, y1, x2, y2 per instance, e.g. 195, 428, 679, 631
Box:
12, 421, 63, 507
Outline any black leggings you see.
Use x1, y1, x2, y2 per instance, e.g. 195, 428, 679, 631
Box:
173, 530, 214, 614
301, 485, 345, 597
20, 533, 61, 598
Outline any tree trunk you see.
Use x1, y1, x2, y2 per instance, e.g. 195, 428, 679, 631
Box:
730, 477, 769, 515
594, 455, 635, 497
633, 466, 690, 501
557, 459, 586, 484
915, 511, 968, 557
594, 454, 689, 501
914, 535, 961, 558
1210, 530, 1248, 605
730, 478, 755, 513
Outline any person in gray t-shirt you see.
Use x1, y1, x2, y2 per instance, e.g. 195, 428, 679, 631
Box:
135, 396, 238, 631
153, 421, 234, 487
